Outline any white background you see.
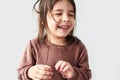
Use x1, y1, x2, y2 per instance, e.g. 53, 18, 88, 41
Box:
0, 0, 120, 80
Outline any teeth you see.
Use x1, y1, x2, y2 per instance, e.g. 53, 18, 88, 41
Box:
58, 25, 69, 29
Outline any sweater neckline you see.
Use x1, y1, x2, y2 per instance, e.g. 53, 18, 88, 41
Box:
44, 36, 74, 48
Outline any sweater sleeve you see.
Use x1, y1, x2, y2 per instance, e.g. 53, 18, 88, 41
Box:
17, 40, 36, 80
68, 43, 92, 80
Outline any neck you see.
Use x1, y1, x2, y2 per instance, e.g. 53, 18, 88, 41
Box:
47, 35, 67, 46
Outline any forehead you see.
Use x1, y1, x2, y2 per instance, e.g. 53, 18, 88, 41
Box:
52, 0, 74, 11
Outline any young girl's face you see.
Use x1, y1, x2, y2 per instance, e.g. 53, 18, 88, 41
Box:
46, 0, 75, 39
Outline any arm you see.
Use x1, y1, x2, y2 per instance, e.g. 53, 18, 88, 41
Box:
55, 44, 92, 80
17, 40, 36, 80
69, 45, 92, 80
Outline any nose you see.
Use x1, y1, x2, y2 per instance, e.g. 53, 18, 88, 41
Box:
62, 14, 69, 22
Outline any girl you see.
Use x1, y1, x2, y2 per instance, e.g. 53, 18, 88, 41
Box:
17, 0, 92, 80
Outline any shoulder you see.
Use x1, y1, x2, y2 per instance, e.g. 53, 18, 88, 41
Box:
30, 38, 39, 45
27, 37, 44, 49
29, 38, 47, 49
72, 36, 87, 50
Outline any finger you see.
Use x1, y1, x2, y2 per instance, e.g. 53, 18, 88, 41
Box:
55, 60, 64, 71
59, 62, 68, 72
37, 65, 52, 71
34, 74, 52, 80
33, 78, 39, 80
62, 64, 69, 72
38, 70, 53, 76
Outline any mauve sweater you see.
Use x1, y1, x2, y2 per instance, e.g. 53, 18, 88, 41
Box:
17, 36, 92, 80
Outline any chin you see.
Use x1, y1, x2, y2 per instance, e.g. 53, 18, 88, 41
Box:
57, 34, 69, 38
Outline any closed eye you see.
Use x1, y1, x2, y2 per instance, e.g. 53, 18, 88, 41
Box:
68, 13, 74, 16
55, 13, 62, 15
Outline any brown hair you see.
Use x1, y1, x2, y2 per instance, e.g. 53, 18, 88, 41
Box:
33, 0, 76, 40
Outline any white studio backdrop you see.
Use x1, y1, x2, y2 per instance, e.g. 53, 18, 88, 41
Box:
75, 0, 120, 80
0, 0, 120, 80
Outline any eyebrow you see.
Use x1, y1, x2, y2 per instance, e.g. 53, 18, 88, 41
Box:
52, 9, 74, 13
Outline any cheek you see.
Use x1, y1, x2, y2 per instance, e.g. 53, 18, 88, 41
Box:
47, 16, 58, 26
47, 19, 54, 28
70, 19, 75, 27
46, 20, 57, 32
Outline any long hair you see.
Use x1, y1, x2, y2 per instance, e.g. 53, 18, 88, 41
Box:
33, 0, 76, 41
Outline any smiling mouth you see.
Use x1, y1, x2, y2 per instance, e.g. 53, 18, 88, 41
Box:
58, 25, 69, 30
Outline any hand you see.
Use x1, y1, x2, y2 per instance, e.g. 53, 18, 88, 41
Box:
55, 60, 75, 79
28, 64, 53, 80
